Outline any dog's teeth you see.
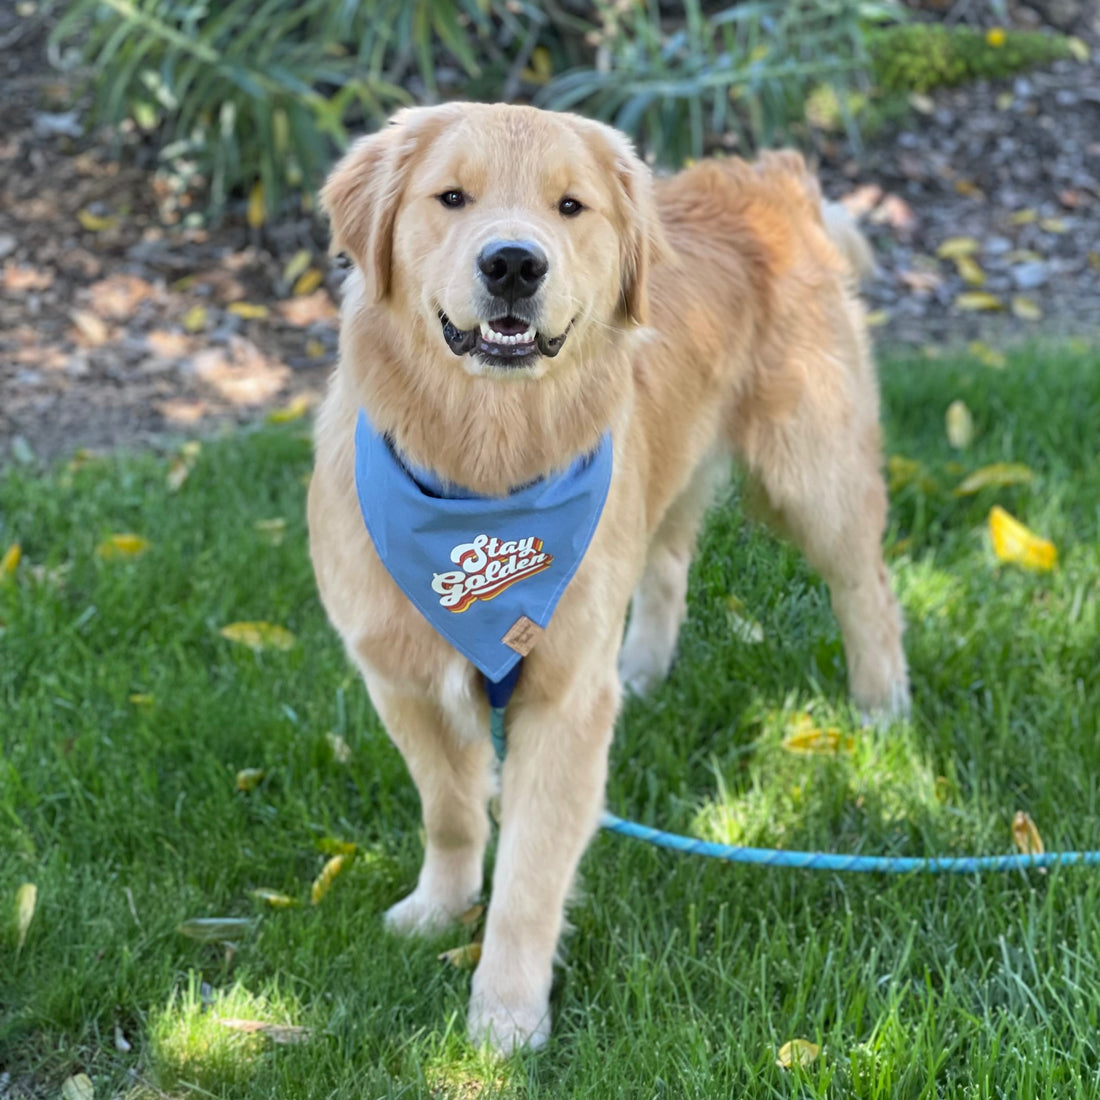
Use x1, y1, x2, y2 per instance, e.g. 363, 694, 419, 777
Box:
479, 321, 492, 338
522, 328, 535, 342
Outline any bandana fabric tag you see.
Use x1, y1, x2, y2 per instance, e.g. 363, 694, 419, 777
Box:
353, 411, 613, 684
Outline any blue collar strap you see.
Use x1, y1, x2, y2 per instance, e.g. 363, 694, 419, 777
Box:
353, 410, 613, 690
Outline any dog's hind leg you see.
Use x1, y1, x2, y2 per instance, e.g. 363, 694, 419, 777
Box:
619, 453, 728, 695
733, 351, 909, 721
363, 669, 494, 935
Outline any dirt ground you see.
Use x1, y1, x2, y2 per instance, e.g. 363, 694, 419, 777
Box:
1, 6, 1097, 466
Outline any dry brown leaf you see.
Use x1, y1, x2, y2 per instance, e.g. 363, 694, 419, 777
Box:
192, 338, 289, 406
3, 262, 54, 292
70, 309, 110, 347
276, 289, 337, 326
145, 329, 193, 359
85, 273, 157, 319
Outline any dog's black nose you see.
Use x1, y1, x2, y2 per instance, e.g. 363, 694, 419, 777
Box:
477, 240, 548, 300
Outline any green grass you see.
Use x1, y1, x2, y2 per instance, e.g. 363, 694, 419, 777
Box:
2, 342, 1099, 1098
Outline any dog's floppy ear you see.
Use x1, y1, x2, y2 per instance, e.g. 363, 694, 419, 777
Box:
582, 122, 671, 327
320, 107, 451, 302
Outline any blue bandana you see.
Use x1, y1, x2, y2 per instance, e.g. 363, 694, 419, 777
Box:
353, 411, 613, 692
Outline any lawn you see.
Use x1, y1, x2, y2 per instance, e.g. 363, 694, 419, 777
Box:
2, 342, 1098, 1098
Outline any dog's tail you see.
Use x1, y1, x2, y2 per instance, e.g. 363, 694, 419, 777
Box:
820, 200, 877, 285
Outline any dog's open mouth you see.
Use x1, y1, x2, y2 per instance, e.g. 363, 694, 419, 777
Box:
439, 312, 570, 364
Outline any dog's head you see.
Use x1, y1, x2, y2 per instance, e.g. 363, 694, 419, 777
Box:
322, 103, 666, 379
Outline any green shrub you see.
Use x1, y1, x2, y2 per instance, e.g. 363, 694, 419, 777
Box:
868, 23, 1074, 93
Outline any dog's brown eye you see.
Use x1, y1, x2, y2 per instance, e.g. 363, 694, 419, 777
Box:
439, 189, 466, 209
558, 197, 583, 217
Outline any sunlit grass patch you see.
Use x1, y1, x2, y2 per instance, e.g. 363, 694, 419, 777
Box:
2, 341, 1099, 1097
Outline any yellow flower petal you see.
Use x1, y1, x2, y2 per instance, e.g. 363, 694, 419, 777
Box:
985, 27, 1006, 47
776, 1038, 821, 1069
96, 534, 150, 559
311, 854, 349, 904
989, 506, 1057, 571
1012, 810, 1044, 855
219, 621, 296, 651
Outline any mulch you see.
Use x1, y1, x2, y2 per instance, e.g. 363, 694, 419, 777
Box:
1, 6, 1097, 466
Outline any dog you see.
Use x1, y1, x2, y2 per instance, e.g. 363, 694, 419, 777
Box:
308, 102, 909, 1055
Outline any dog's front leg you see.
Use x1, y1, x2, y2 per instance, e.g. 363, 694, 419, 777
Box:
365, 675, 495, 935
468, 674, 620, 1055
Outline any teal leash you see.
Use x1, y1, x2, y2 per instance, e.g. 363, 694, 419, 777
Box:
488, 700, 1098, 875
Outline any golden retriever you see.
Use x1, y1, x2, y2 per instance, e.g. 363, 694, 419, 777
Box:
308, 102, 909, 1054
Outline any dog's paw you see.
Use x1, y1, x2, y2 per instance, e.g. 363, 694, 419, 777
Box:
618, 642, 673, 697
383, 886, 470, 937
467, 992, 551, 1056
858, 674, 911, 730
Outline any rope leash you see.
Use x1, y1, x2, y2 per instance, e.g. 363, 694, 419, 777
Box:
493, 706, 1100, 875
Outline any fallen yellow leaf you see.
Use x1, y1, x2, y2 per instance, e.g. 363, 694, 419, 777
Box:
936, 236, 980, 260
318, 837, 358, 856
864, 309, 889, 328
282, 249, 313, 285
886, 454, 934, 494
247, 181, 265, 230
166, 440, 201, 493
254, 517, 287, 546
1067, 36, 1090, 62
305, 337, 326, 359
989, 506, 1057, 572
726, 594, 764, 645
954, 462, 1036, 496
1, 543, 21, 578
955, 291, 1003, 312
15, 882, 36, 954
1012, 810, 1044, 855
325, 731, 352, 763
945, 400, 974, 449
776, 1038, 821, 1069
1038, 217, 1067, 235
954, 255, 985, 286
292, 268, 324, 297
1011, 296, 1042, 322
458, 903, 485, 927
953, 179, 984, 198
266, 392, 314, 424
60, 1073, 95, 1100
96, 534, 150, 559
77, 209, 118, 232
250, 888, 299, 909
128, 693, 154, 707
782, 713, 854, 756
227, 301, 270, 320
181, 304, 208, 333
1008, 209, 1037, 226
967, 340, 1006, 369
311, 854, 349, 904
235, 767, 266, 791
438, 942, 482, 969
219, 621, 296, 651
